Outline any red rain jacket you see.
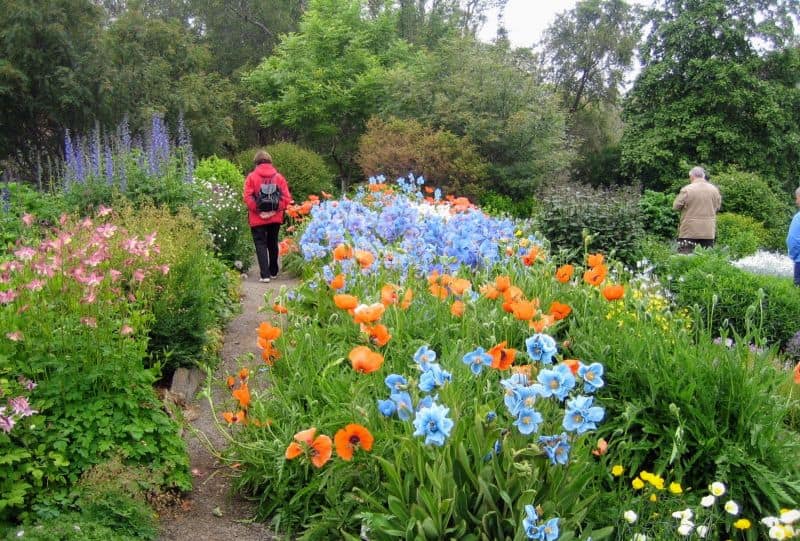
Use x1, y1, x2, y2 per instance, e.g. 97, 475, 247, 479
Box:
243, 163, 292, 227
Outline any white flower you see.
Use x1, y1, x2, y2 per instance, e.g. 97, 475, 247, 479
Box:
696, 525, 709, 538
672, 509, 693, 521
769, 525, 788, 539
763, 516, 781, 528
700, 495, 716, 507
632, 534, 648, 541
624, 510, 638, 524
780, 509, 800, 524
710, 482, 726, 496
724, 500, 739, 515
677, 522, 694, 536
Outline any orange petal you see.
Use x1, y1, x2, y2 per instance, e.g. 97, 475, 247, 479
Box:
285, 441, 304, 460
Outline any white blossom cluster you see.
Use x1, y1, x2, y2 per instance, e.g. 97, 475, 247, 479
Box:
731, 250, 793, 278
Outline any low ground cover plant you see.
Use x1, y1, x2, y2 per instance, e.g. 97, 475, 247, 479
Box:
217, 178, 800, 539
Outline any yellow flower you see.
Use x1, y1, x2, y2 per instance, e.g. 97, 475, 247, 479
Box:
649, 493, 658, 502
649, 475, 665, 490
632, 477, 645, 490
733, 518, 751, 530
639, 470, 652, 482
611, 465, 625, 477
669, 482, 683, 494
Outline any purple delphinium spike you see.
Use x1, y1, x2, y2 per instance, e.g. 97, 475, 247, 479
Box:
90, 124, 101, 178
104, 137, 114, 186
119, 114, 131, 153
73, 135, 86, 184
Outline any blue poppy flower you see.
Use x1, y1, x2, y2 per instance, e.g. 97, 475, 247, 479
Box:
562, 395, 605, 434
542, 518, 559, 541
536, 364, 576, 401
578, 362, 605, 393
539, 433, 571, 465
486, 411, 497, 423
493, 439, 503, 455
392, 391, 413, 421
413, 345, 437, 371
513, 406, 544, 435
377, 398, 396, 417
417, 394, 435, 411
384, 374, 408, 392
418, 364, 452, 392
462, 347, 493, 375
525, 333, 558, 364
412, 403, 454, 446
522, 505, 539, 539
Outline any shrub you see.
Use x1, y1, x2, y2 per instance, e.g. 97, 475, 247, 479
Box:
115, 204, 236, 374
193, 156, 243, 190
536, 181, 644, 265
195, 180, 252, 270
715, 212, 767, 259
479, 190, 535, 218
638, 189, 679, 240
234, 143, 335, 202
356, 117, 489, 202
658, 250, 800, 346
713, 168, 791, 250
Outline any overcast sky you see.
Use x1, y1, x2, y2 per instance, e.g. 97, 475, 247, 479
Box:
479, 0, 651, 49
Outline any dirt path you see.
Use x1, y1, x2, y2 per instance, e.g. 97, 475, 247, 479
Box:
158, 270, 298, 541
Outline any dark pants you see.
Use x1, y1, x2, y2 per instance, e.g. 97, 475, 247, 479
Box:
677, 238, 714, 254
795, 261, 800, 286
251, 223, 281, 278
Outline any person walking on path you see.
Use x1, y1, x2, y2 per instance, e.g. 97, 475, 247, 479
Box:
672, 166, 722, 254
243, 150, 292, 282
786, 187, 800, 285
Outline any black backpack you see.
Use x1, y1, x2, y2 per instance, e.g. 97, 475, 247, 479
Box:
254, 175, 281, 212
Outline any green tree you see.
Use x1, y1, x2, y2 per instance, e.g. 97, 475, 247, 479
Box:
244, 0, 410, 189
0, 0, 104, 165
98, 11, 237, 155
619, 0, 800, 191
393, 0, 508, 46
541, 0, 640, 114
382, 38, 572, 196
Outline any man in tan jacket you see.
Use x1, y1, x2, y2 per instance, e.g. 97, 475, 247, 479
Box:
672, 166, 722, 254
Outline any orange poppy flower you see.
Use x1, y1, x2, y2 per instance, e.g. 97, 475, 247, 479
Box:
495, 275, 511, 292
293, 427, 317, 445
429, 283, 449, 300
449, 278, 472, 296
354, 249, 375, 269
602, 284, 625, 301
333, 294, 359, 310
400, 288, 413, 310
238, 368, 249, 380
334, 423, 374, 461
261, 342, 281, 365
257, 322, 282, 341
555, 264, 574, 283
226, 375, 235, 389
511, 300, 537, 321
222, 410, 247, 424
521, 247, 541, 266
583, 266, 606, 287
427, 270, 442, 285
321, 190, 333, 199
530, 314, 556, 332
794, 362, 800, 385
380, 284, 399, 306
309, 434, 333, 468
502, 285, 524, 303
591, 438, 608, 457
450, 300, 465, 317
480, 283, 500, 300
329, 273, 345, 290
562, 358, 580, 375
587, 253, 605, 268
353, 303, 385, 324
548, 301, 572, 320
348, 346, 384, 374
232, 383, 251, 409
272, 303, 288, 314
424, 186, 435, 194
489, 341, 517, 370
333, 244, 353, 260
365, 323, 392, 347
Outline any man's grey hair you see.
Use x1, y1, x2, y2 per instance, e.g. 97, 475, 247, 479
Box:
795, 186, 800, 197
689, 166, 706, 179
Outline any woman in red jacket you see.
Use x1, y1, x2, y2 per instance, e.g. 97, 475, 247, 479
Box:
243, 150, 292, 282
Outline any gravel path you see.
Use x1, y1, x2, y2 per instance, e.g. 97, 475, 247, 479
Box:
158, 270, 298, 541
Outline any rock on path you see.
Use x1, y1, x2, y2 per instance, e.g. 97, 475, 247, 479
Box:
158, 270, 297, 541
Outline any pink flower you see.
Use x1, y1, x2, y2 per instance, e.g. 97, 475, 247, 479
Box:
81, 289, 97, 304
97, 205, 113, 217
95, 224, 117, 239
0, 415, 15, 433
159, 265, 170, 275
109, 269, 122, 282
127, 293, 136, 302
24, 280, 44, 292
5, 331, 23, 341
80, 217, 93, 229
32, 262, 55, 277
59, 213, 68, 226
21, 213, 34, 226
0, 290, 17, 304
120, 325, 134, 336
84, 249, 108, 267
9, 397, 36, 417
84, 272, 104, 287
80, 317, 97, 327
133, 269, 146, 282
14, 247, 36, 261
